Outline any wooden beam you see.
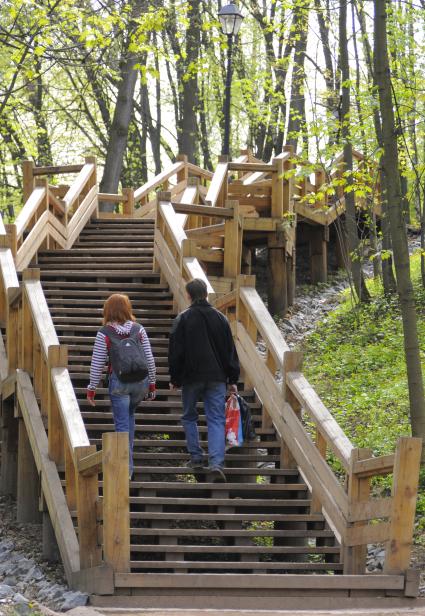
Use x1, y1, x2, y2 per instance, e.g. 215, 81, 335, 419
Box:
102, 432, 130, 573
352, 453, 395, 478
172, 202, 234, 218
384, 437, 422, 575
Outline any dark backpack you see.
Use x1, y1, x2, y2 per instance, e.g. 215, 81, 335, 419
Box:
101, 323, 148, 383
237, 395, 256, 440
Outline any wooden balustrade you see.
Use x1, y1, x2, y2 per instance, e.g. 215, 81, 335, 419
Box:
0, 241, 128, 586
215, 275, 421, 578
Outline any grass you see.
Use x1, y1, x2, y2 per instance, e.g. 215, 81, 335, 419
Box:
300, 251, 425, 516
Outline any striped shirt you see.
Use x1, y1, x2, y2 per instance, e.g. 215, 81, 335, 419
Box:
88, 320, 156, 390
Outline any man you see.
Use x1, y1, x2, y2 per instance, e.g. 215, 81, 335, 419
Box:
168, 278, 240, 482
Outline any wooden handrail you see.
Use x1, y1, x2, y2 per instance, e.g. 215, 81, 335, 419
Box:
134, 161, 185, 204
229, 162, 277, 173
205, 162, 228, 207
33, 164, 84, 176
15, 186, 46, 239
24, 279, 60, 358
172, 202, 234, 219
51, 368, 91, 455
353, 453, 395, 478
186, 162, 214, 180
63, 163, 94, 212
239, 286, 290, 366
286, 371, 354, 470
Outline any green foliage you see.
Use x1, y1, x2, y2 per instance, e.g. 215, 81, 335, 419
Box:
301, 254, 425, 511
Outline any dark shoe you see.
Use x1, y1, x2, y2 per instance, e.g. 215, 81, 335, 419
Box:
187, 459, 205, 471
208, 466, 226, 483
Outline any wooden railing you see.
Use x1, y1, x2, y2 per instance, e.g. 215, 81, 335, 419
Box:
215, 277, 421, 578
6, 157, 98, 271
0, 255, 129, 590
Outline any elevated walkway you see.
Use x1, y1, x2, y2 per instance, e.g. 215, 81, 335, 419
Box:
0, 154, 422, 610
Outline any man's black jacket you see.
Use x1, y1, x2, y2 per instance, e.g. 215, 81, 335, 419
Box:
168, 300, 240, 387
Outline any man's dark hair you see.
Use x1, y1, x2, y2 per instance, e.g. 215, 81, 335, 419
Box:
186, 278, 208, 302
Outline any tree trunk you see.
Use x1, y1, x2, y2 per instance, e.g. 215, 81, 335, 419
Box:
99, 0, 144, 210
339, 0, 370, 302
286, 0, 308, 154
374, 0, 425, 449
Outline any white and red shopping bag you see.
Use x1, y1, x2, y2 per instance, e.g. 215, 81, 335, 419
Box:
225, 394, 244, 448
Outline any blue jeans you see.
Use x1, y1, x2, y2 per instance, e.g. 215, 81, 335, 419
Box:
181, 381, 227, 468
108, 372, 148, 475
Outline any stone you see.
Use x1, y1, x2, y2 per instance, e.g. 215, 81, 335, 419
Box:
60, 591, 88, 611
2, 577, 17, 587
0, 585, 14, 599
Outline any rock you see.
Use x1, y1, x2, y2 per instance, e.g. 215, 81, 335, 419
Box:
2, 577, 17, 587
60, 591, 88, 611
0, 585, 14, 599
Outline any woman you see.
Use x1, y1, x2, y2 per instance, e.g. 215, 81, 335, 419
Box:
86, 293, 156, 478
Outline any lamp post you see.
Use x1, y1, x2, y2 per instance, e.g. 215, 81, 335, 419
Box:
218, 1, 244, 157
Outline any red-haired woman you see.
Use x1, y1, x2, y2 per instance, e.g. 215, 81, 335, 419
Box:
86, 293, 156, 478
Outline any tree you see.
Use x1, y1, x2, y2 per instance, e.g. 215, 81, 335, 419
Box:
374, 0, 425, 451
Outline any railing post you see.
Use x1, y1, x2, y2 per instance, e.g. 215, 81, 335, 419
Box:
384, 437, 422, 575
47, 345, 67, 464
271, 157, 284, 218
223, 200, 241, 279
102, 432, 130, 573
122, 188, 135, 217
17, 415, 42, 523
282, 351, 303, 469
75, 444, 102, 569
343, 447, 372, 574
85, 155, 97, 189
4, 224, 17, 259
6, 289, 20, 376
22, 160, 35, 204
21, 269, 40, 374
177, 154, 188, 184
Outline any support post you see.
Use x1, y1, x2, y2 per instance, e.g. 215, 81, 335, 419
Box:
281, 351, 303, 469
42, 509, 60, 562
310, 225, 328, 284
267, 232, 287, 317
0, 398, 18, 496
343, 447, 372, 574
6, 290, 20, 376
102, 432, 130, 573
76, 444, 102, 569
17, 418, 42, 523
223, 200, 241, 279
384, 437, 422, 575
122, 188, 135, 217
177, 154, 188, 184
22, 161, 35, 204
47, 345, 67, 464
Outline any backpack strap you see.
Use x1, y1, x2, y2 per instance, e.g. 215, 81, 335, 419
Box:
128, 323, 142, 339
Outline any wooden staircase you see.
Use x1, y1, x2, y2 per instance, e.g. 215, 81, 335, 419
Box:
0, 156, 423, 610
38, 218, 342, 590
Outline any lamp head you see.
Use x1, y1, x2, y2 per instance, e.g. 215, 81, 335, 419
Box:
218, 1, 244, 36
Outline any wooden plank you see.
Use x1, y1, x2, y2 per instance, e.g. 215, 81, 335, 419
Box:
24, 280, 59, 357
186, 223, 225, 237
33, 164, 84, 176
71, 564, 114, 595
384, 437, 422, 575
17, 418, 41, 523
243, 218, 278, 232
75, 444, 102, 569
97, 193, 127, 203
353, 453, 395, 478
0, 325, 8, 381
349, 497, 393, 522
102, 432, 130, 572
286, 371, 353, 470
214, 290, 236, 312
205, 162, 228, 207
62, 163, 94, 212
47, 190, 65, 215
16, 211, 50, 270
51, 367, 90, 455
345, 521, 390, 546
134, 162, 185, 203
172, 203, 234, 219
154, 232, 188, 312
114, 572, 404, 590
229, 162, 277, 173
15, 370, 80, 582
14, 187, 46, 239
77, 449, 103, 476
186, 162, 214, 180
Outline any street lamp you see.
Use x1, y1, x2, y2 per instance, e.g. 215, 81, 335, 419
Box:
218, 1, 244, 157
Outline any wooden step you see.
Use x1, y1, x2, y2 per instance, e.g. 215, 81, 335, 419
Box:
130, 528, 335, 538
128, 496, 311, 508
127, 561, 342, 571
